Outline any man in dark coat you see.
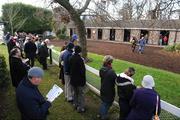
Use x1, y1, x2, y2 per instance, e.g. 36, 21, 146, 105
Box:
62, 42, 74, 102
38, 39, 49, 70
7, 37, 16, 54
116, 67, 136, 120
9, 48, 30, 88
24, 38, 37, 67
16, 67, 52, 120
98, 55, 117, 120
127, 75, 161, 120
69, 46, 86, 113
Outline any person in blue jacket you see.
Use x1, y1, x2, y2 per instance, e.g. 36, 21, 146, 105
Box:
16, 67, 52, 120
62, 42, 74, 102
138, 37, 146, 54
127, 75, 161, 120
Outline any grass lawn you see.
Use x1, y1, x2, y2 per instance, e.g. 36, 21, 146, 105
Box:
0, 44, 118, 120
51, 46, 180, 108
87, 53, 180, 108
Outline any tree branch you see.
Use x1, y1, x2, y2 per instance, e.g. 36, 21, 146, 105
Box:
77, 0, 91, 14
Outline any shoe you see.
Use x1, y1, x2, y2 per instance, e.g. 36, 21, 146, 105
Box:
67, 100, 73, 103
73, 104, 78, 110
77, 107, 86, 113
97, 114, 101, 118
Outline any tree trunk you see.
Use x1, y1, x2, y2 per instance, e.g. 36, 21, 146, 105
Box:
55, 0, 88, 59
71, 15, 87, 59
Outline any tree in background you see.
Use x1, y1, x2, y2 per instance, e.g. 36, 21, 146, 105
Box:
53, 0, 91, 59
2, 3, 53, 34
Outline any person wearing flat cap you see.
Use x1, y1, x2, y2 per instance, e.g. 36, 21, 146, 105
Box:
127, 75, 161, 120
98, 55, 117, 120
16, 67, 52, 120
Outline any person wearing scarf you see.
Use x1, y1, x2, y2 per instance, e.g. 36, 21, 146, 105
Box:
116, 67, 136, 120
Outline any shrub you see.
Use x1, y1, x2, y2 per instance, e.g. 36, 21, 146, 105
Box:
175, 43, 180, 51
58, 34, 70, 40
164, 45, 175, 52
0, 55, 10, 90
56, 28, 70, 40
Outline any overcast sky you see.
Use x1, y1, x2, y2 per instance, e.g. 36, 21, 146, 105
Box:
0, 0, 178, 19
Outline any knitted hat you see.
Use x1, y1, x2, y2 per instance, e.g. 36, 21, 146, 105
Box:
72, 34, 78, 40
28, 67, 44, 78
141, 75, 155, 89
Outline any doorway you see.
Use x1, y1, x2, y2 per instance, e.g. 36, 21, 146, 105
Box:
110, 29, 115, 41
160, 31, 169, 45
124, 29, 131, 42
98, 29, 103, 40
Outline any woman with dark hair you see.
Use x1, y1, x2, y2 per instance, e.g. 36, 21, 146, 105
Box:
9, 48, 30, 88
69, 46, 86, 113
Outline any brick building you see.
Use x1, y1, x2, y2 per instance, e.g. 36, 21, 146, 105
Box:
67, 20, 180, 45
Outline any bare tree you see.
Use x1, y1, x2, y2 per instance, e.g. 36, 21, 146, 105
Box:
5, 5, 28, 35
53, 0, 92, 59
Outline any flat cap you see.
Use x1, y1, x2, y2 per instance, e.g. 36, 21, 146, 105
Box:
28, 67, 44, 78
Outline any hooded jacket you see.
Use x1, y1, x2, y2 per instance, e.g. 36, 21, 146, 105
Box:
116, 73, 136, 102
99, 66, 117, 103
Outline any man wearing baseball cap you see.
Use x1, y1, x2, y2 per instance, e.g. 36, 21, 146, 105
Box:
16, 67, 52, 120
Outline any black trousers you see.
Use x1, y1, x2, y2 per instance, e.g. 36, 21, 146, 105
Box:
40, 57, 47, 70
26, 56, 35, 67
59, 65, 65, 84
119, 100, 131, 120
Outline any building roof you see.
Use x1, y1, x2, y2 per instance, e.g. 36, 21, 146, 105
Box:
67, 19, 180, 30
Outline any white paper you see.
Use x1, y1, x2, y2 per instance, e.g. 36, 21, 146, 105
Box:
46, 84, 63, 102
22, 58, 29, 63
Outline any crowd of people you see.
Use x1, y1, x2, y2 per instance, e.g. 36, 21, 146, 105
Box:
4, 32, 52, 119
97, 55, 161, 120
4, 31, 161, 120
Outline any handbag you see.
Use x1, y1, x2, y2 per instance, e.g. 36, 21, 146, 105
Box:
152, 95, 160, 120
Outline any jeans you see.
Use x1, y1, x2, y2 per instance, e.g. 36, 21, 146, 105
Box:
40, 57, 47, 70
99, 101, 112, 119
138, 45, 144, 53
27, 56, 35, 67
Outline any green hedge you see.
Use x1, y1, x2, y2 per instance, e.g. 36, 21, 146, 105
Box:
0, 55, 10, 89
164, 45, 176, 52
164, 44, 180, 52
175, 44, 180, 51
56, 27, 70, 40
